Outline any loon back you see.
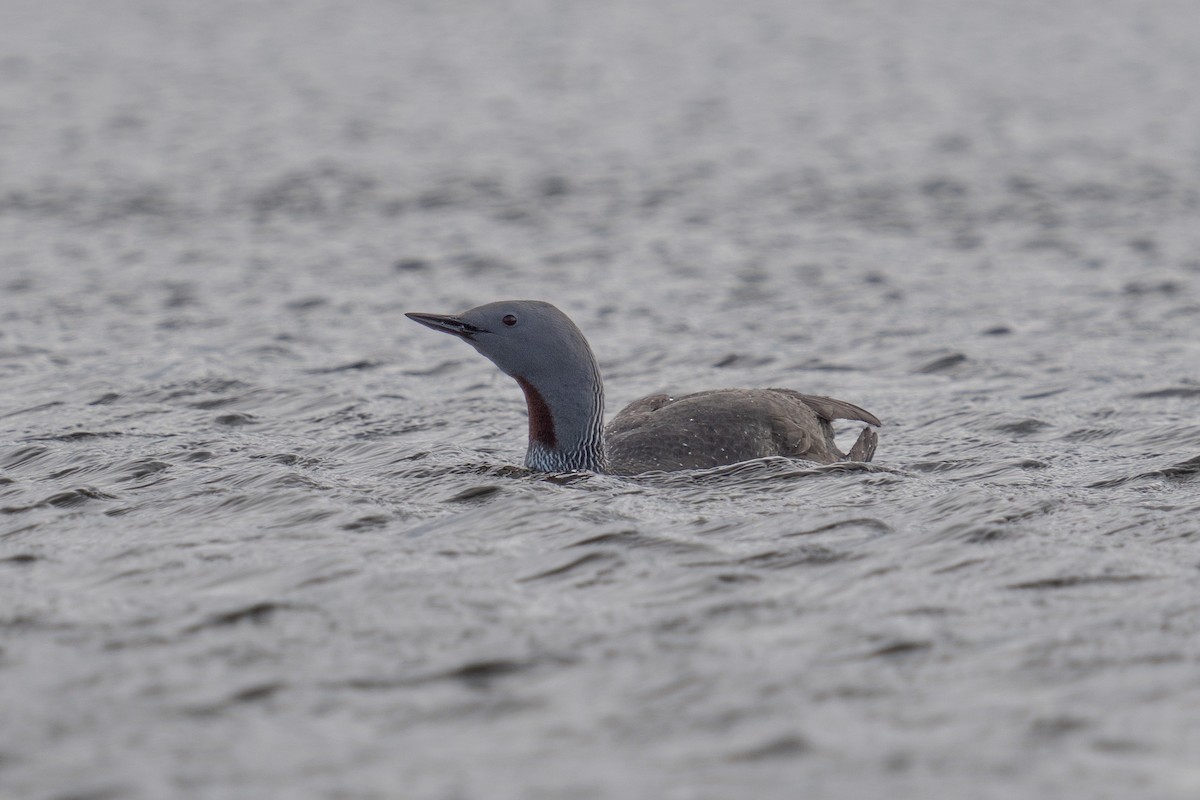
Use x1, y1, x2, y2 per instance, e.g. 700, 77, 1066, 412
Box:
604, 388, 879, 474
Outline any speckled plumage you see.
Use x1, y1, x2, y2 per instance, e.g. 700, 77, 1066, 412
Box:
605, 388, 880, 475
407, 301, 880, 475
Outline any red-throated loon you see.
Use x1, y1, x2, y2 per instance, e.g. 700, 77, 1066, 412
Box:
406, 300, 880, 474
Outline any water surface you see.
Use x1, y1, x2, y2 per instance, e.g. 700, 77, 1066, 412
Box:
2, 1, 1200, 797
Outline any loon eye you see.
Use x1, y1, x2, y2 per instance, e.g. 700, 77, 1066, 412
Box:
502, 314, 518, 327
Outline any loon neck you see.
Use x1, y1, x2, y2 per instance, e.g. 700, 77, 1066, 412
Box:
514, 371, 607, 473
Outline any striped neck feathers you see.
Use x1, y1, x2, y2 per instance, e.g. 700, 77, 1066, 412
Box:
514, 371, 607, 473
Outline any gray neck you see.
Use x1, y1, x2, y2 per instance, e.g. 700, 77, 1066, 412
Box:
516, 357, 608, 473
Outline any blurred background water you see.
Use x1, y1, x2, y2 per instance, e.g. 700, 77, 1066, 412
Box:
2, 1, 1199, 797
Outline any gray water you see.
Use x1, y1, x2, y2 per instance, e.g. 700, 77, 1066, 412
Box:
3, 1, 1200, 797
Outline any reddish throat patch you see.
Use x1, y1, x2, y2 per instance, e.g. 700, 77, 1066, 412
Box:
515, 377, 558, 449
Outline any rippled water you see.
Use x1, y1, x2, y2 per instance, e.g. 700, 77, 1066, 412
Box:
3, 1, 1200, 797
